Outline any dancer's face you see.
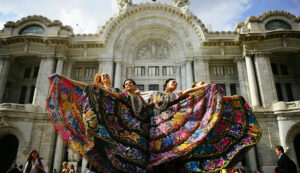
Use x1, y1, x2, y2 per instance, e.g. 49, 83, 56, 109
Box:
124, 80, 135, 92
166, 80, 177, 91
101, 73, 111, 84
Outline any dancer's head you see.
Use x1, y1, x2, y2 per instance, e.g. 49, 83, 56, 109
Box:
164, 78, 177, 93
94, 73, 111, 86
123, 79, 136, 93
192, 81, 204, 88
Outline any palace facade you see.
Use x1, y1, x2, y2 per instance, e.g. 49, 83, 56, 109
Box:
0, 1, 300, 172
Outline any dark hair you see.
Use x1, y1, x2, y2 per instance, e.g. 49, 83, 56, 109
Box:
123, 79, 136, 88
26, 150, 40, 161
164, 78, 176, 88
192, 82, 196, 88
276, 145, 284, 153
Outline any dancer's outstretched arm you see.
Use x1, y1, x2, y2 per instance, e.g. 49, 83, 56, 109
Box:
61, 75, 88, 88
180, 83, 209, 98
98, 85, 122, 99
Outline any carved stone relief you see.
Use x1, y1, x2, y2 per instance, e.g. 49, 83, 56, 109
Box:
136, 40, 170, 60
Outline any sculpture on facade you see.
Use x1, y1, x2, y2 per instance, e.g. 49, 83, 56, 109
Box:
47, 73, 261, 173
173, 0, 191, 18
117, 0, 133, 14
136, 41, 170, 60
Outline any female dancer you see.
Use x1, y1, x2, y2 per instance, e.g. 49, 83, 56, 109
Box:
147, 78, 261, 172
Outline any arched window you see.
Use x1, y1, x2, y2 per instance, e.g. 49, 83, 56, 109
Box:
20, 25, 44, 35
265, 20, 292, 30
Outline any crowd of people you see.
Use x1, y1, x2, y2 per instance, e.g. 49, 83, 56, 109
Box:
7, 146, 297, 172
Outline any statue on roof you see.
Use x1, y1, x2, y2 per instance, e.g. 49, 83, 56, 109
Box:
173, 0, 191, 18
174, 0, 190, 8
117, 0, 133, 14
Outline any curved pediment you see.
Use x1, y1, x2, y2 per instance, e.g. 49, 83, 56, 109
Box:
99, 2, 209, 44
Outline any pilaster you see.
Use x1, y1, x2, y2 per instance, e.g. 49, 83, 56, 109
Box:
114, 60, 122, 88
98, 59, 114, 80
194, 56, 211, 83
254, 51, 277, 108
235, 56, 250, 102
32, 56, 55, 110
0, 55, 11, 103
185, 57, 193, 89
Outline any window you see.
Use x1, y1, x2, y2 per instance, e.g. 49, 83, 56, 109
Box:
216, 84, 226, 95
271, 63, 279, 75
19, 86, 27, 104
230, 84, 237, 95
20, 25, 44, 35
162, 66, 174, 76
275, 83, 283, 101
212, 66, 224, 76
85, 67, 96, 78
75, 68, 82, 78
148, 66, 159, 76
265, 20, 292, 30
136, 85, 144, 92
285, 83, 294, 101
29, 86, 35, 103
134, 67, 145, 76
280, 64, 288, 75
24, 68, 31, 78
33, 66, 39, 78
149, 84, 159, 91
227, 66, 235, 75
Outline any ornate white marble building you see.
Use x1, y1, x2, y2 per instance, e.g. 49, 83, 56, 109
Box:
0, 1, 300, 172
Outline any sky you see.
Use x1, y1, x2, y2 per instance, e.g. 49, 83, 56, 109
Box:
0, 0, 299, 34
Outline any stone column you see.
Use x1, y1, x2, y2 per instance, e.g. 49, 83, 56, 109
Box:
127, 65, 134, 79
98, 59, 114, 79
254, 52, 277, 108
181, 64, 186, 90
52, 58, 65, 172
82, 159, 88, 173
244, 54, 260, 107
114, 60, 122, 88
55, 58, 64, 75
245, 147, 258, 173
32, 56, 55, 110
65, 59, 73, 77
175, 65, 181, 90
53, 136, 64, 172
235, 56, 250, 101
185, 58, 193, 89
0, 55, 11, 103
193, 56, 211, 83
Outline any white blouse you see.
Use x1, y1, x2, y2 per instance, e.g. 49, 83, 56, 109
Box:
23, 158, 47, 173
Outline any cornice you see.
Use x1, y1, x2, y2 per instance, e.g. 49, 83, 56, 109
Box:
237, 30, 300, 42
4, 15, 73, 32
246, 10, 300, 24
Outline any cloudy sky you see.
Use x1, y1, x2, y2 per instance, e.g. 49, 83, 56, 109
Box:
0, 0, 299, 34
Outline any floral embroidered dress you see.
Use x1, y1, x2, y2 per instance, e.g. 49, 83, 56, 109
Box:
47, 74, 150, 173
47, 74, 261, 173
148, 85, 261, 172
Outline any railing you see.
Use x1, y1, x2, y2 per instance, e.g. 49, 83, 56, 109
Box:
272, 101, 300, 112
0, 103, 40, 112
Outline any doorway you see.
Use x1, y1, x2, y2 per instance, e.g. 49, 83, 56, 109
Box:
293, 133, 300, 168
0, 134, 19, 172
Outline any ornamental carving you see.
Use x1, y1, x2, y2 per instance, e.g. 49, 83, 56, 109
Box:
117, 0, 133, 14
173, 0, 191, 17
136, 41, 170, 60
